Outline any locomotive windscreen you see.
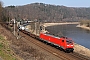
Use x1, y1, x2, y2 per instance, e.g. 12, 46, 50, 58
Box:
66, 40, 73, 44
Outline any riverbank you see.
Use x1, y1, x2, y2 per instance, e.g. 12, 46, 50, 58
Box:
74, 43, 90, 57
44, 22, 90, 57
76, 25, 90, 57
44, 22, 79, 27
76, 25, 90, 30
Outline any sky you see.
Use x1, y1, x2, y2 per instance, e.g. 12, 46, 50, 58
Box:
1, 0, 90, 7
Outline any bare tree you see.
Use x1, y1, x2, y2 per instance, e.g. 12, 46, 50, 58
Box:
0, 1, 3, 22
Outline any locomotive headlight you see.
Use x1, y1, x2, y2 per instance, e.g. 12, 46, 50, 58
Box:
71, 45, 73, 46
67, 45, 69, 46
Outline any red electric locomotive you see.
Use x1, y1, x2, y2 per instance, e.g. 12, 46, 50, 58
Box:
40, 32, 74, 52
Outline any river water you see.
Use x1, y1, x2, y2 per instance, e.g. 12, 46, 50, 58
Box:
46, 24, 90, 49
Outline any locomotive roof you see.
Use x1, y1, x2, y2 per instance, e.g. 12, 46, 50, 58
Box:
43, 32, 72, 40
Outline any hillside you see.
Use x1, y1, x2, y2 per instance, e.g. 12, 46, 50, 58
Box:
5, 3, 90, 22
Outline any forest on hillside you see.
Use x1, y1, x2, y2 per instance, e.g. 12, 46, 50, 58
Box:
0, 1, 9, 22
2, 3, 90, 22
0, 2, 2, 22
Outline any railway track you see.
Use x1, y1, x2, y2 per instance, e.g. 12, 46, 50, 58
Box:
1, 23, 90, 60
20, 31, 72, 60
20, 31, 90, 60
69, 52, 90, 60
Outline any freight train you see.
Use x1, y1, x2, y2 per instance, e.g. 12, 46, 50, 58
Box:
19, 23, 74, 53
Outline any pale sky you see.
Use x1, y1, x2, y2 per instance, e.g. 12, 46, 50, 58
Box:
1, 0, 90, 7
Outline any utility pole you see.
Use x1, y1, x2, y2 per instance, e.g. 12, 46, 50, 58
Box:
8, 11, 10, 25
14, 19, 15, 35
34, 19, 38, 35
35, 22, 37, 35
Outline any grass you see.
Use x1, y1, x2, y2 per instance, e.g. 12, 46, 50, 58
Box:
0, 50, 16, 60
0, 35, 17, 60
0, 35, 4, 40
